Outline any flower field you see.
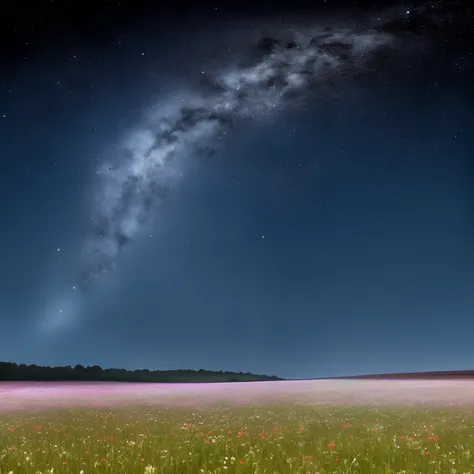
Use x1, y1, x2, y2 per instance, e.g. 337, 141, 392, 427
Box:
1, 380, 474, 473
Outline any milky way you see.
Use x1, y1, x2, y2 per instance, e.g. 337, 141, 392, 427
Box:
80, 3, 467, 290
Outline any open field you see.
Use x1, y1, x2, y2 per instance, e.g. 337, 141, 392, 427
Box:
1, 380, 474, 473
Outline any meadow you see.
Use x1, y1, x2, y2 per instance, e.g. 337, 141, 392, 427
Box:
1, 380, 474, 473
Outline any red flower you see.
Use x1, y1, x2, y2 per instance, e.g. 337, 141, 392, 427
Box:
34, 425, 42, 430
336, 458, 339, 463
239, 460, 244, 465
8, 427, 14, 432
425, 451, 429, 456
328, 443, 336, 451
228, 430, 233, 435
140, 457, 145, 463
62, 461, 67, 465
101, 457, 107, 463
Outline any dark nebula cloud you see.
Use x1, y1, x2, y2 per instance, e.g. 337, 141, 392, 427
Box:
80, 1, 471, 291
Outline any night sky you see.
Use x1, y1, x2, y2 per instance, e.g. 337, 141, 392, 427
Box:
1, 0, 473, 379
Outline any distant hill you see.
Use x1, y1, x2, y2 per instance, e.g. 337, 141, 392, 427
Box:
334, 370, 474, 380
0, 361, 282, 383
287, 370, 474, 381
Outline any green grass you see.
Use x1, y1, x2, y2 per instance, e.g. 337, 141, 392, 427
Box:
1, 404, 474, 473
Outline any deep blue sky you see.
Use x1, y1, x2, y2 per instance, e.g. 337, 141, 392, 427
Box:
1, 1, 473, 379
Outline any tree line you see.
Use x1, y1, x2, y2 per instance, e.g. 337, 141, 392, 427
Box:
0, 361, 282, 383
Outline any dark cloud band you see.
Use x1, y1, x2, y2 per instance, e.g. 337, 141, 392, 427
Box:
80, 3, 470, 290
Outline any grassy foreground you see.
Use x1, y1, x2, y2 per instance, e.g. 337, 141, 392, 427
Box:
1, 403, 474, 473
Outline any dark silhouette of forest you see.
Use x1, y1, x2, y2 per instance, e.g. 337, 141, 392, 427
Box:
0, 361, 282, 383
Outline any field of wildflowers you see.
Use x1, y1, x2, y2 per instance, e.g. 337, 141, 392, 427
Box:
1, 380, 474, 473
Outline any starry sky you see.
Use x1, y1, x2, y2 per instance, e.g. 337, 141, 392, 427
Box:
1, 0, 473, 379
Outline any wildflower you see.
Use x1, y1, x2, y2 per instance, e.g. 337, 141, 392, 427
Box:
110, 435, 115, 441
239, 460, 244, 465
228, 430, 233, 435
349, 435, 353, 439
62, 461, 67, 465
140, 457, 145, 462
8, 427, 14, 432
34, 425, 42, 430
85, 450, 89, 454
425, 451, 430, 456
336, 458, 339, 463
299, 427, 305, 431
101, 457, 107, 463
328, 443, 336, 452
400, 436, 405, 440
